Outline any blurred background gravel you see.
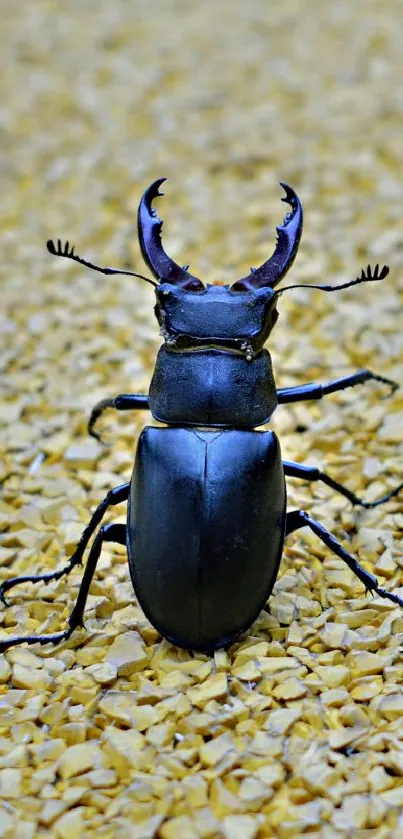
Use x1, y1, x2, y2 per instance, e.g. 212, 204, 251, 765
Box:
0, 2, 402, 838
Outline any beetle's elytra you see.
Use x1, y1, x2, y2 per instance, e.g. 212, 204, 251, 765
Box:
1, 179, 402, 652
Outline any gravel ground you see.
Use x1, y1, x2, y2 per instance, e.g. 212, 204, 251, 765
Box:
0, 2, 402, 837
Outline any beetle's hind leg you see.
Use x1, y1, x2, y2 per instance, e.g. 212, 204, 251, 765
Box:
283, 461, 403, 508
0, 483, 129, 603
0, 523, 126, 652
285, 510, 403, 608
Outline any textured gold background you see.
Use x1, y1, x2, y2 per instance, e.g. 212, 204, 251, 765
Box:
0, 2, 402, 837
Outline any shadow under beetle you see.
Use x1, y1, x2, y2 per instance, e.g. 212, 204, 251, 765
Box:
1, 179, 403, 653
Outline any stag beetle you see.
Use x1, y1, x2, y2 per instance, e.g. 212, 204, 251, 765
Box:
1, 179, 402, 653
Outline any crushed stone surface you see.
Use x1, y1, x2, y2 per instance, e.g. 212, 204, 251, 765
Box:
0, 1, 402, 837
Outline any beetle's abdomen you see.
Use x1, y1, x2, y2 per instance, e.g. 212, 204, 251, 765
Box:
127, 427, 285, 650
148, 347, 277, 427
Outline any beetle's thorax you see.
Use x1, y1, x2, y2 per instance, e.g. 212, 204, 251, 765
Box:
154, 283, 279, 360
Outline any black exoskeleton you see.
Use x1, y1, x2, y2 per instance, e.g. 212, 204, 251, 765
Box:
1, 179, 402, 652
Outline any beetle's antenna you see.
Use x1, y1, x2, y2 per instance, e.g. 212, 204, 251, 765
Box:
276, 263, 389, 295
46, 239, 158, 287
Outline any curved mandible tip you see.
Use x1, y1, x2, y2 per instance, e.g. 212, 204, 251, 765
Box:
233, 183, 303, 291
137, 178, 201, 287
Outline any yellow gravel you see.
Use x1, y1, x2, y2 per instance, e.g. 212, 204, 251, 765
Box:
1, 1, 403, 837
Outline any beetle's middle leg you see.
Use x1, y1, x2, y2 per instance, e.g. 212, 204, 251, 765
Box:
0, 523, 126, 652
283, 461, 403, 508
285, 510, 403, 608
277, 369, 398, 404
88, 394, 149, 442
0, 483, 129, 603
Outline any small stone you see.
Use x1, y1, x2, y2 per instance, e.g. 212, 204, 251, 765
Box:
159, 815, 199, 839
98, 691, 146, 727
146, 721, 175, 748
264, 707, 302, 735
55, 722, 86, 746
302, 763, 340, 795
272, 676, 307, 700
12, 664, 52, 691
0, 745, 29, 769
31, 740, 66, 765
378, 413, 402, 442
347, 650, 393, 678
57, 742, 104, 779
85, 662, 117, 684
350, 681, 382, 701
258, 656, 299, 675
0, 657, 11, 683
102, 728, 146, 777
187, 673, 228, 707
54, 808, 85, 839
374, 548, 397, 578
193, 807, 220, 837
182, 775, 209, 808
319, 622, 348, 648
14, 819, 37, 839
0, 810, 14, 836
87, 768, 117, 788
234, 642, 270, 663
64, 442, 102, 467
320, 689, 350, 707
385, 751, 403, 776
104, 631, 148, 676
232, 661, 262, 681
60, 522, 85, 552
336, 609, 378, 629
214, 649, 230, 671
315, 665, 350, 688
286, 622, 304, 645
0, 768, 22, 799
237, 776, 270, 809
378, 693, 403, 720
254, 764, 285, 787
328, 726, 366, 750
223, 814, 259, 839
368, 766, 395, 793
380, 786, 403, 807
129, 816, 165, 839
128, 704, 159, 732
40, 800, 69, 827
199, 733, 234, 767
210, 778, 243, 818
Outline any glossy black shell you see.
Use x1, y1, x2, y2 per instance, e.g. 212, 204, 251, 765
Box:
127, 426, 286, 650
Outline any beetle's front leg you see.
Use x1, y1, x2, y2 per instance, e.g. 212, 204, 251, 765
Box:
277, 369, 398, 404
0, 523, 126, 652
88, 393, 149, 442
0, 483, 129, 603
283, 461, 403, 508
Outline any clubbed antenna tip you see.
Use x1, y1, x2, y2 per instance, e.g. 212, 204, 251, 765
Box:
47, 239, 75, 258
277, 262, 390, 295
46, 238, 157, 287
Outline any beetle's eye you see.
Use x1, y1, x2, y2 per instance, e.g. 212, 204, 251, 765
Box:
183, 279, 205, 292
231, 281, 249, 292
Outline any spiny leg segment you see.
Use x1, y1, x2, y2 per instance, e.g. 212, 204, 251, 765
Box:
0, 523, 126, 651
277, 368, 398, 404
283, 460, 403, 508
0, 483, 129, 603
285, 509, 403, 608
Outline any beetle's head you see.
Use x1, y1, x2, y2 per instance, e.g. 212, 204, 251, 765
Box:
47, 179, 390, 352
139, 179, 303, 359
